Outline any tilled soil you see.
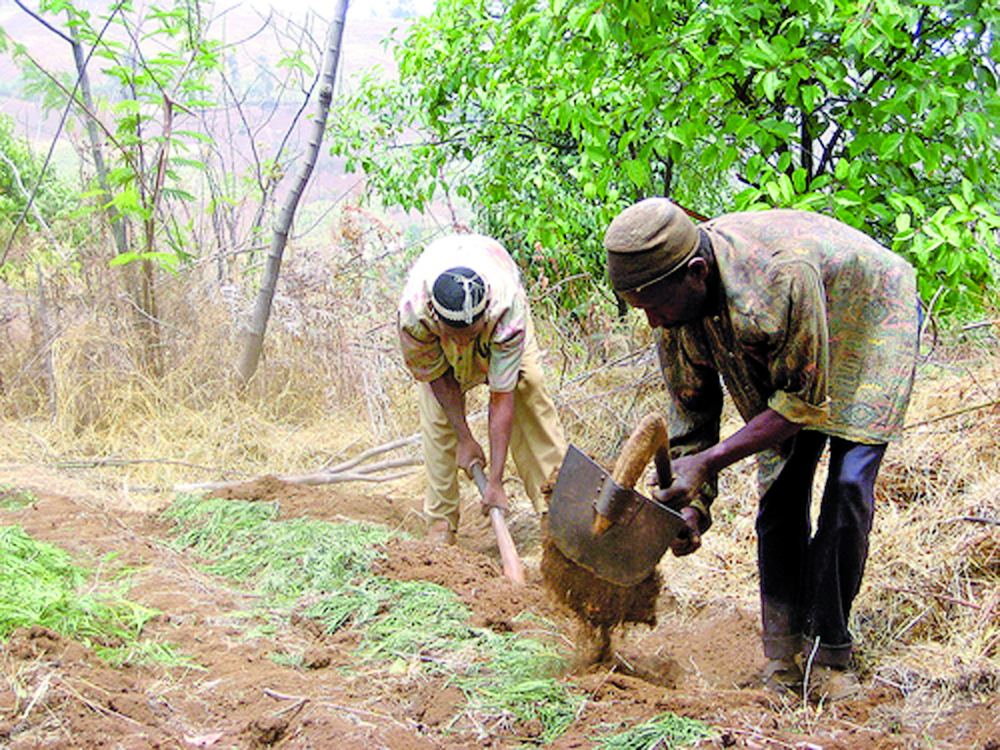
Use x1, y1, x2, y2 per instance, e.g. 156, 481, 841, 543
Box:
0, 469, 997, 749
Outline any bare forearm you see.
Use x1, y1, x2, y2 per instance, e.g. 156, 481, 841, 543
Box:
429, 371, 473, 441
702, 408, 801, 475
488, 390, 515, 485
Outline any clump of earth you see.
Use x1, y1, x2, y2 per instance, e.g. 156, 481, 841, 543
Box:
540, 534, 661, 662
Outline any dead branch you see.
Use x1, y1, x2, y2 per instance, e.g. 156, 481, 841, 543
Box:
318, 434, 419, 474
172, 434, 422, 493
264, 688, 306, 702
284, 457, 421, 485
960, 516, 1000, 527
905, 399, 1000, 430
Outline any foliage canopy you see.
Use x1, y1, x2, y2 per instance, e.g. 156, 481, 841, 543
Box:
0, 113, 73, 232
331, 0, 1000, 315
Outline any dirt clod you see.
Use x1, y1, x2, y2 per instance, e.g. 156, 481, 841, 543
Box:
540, 534, 661, 663
245, 716, 289, 748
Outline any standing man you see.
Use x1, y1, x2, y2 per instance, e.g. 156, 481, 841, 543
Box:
604, 198, 919, 701
398, 233, 567, 546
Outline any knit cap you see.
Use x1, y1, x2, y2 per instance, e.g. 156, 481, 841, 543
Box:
431, 266, 488, 326
604, 198, 699, 293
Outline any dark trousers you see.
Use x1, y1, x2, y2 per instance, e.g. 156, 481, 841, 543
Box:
757, 431, 886, 668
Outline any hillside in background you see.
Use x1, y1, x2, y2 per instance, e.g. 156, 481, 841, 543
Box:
0, 3, 406, 220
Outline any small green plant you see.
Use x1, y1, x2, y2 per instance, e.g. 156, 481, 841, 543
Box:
594, 712, 716, 749
0, 486, 35, 510
101, 638, 199, 669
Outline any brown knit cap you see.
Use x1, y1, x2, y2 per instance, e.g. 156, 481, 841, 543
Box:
604, 198, 699, 293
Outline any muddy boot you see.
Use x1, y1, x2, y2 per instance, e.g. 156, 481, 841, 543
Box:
805, 665, 861, 702
426, 520, 456, 546
759, 658, 804, 694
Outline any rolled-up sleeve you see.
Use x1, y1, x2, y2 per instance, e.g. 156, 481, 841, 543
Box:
399, 314, 450, 383
764, 263, 828, 427
487, 304, 527, 393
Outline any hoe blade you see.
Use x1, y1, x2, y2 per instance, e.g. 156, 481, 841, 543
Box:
548, 445, 687, 586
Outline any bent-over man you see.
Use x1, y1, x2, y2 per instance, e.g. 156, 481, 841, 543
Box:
398, 234, 567, 546
604, 198, 919, 701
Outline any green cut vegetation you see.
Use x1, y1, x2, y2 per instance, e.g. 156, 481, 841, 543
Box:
165, 494, 585, 743
307, 577, 472, 655
165, 494, 394, 598
459, 627, 580, 743
0, 486, 35, 510
0, 525, 186, 666
594, 712, 717, 749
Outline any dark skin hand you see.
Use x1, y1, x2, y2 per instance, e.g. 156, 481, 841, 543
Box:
428, 316, 516, 515
654, 408, 802, 556
428, 370, 484, 468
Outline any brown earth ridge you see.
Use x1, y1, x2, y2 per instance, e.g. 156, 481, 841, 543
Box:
0, 468, 997, 749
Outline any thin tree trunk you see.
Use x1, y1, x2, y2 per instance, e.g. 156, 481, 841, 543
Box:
237, 1, 349, 389
67, 16, 129, 258
68, 7, 163, 376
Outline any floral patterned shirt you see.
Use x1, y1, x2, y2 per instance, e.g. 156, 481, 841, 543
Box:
658, 210, 919, 474
398, 234, 533, 393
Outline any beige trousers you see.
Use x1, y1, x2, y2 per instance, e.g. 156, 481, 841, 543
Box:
417, 350, 567, 532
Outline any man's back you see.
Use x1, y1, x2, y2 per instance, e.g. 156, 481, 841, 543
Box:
681, 209, 919, 442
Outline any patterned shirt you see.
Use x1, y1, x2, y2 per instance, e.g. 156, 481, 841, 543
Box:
398, 234, 533, 393
658, 210, 919, 471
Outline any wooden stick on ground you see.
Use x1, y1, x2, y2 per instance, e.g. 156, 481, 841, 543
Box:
173, 434, 421, 493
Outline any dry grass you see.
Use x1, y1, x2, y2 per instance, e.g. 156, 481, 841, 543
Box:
861, 345, 1000, 710
0, 211, 998, 723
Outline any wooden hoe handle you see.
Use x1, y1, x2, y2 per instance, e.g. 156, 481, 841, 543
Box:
469, 461, 526, 584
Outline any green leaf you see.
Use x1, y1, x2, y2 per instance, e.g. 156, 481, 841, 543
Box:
834, 189, 863, 207
800, 84, 821, 114
761, 70, 781, 101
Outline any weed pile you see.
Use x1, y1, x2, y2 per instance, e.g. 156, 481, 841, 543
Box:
0, 523, 165, 665
165, 494, 583, 742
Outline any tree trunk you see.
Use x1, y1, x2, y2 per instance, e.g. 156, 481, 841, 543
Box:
236, 1, 349, 389
68, 9, 166, 376
67, 16, 129, 259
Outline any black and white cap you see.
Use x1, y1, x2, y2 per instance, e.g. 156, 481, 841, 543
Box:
431, 266, 489, 327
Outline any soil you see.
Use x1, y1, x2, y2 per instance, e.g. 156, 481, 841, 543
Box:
539, 536, 661, 662
1, 469, 998, 749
